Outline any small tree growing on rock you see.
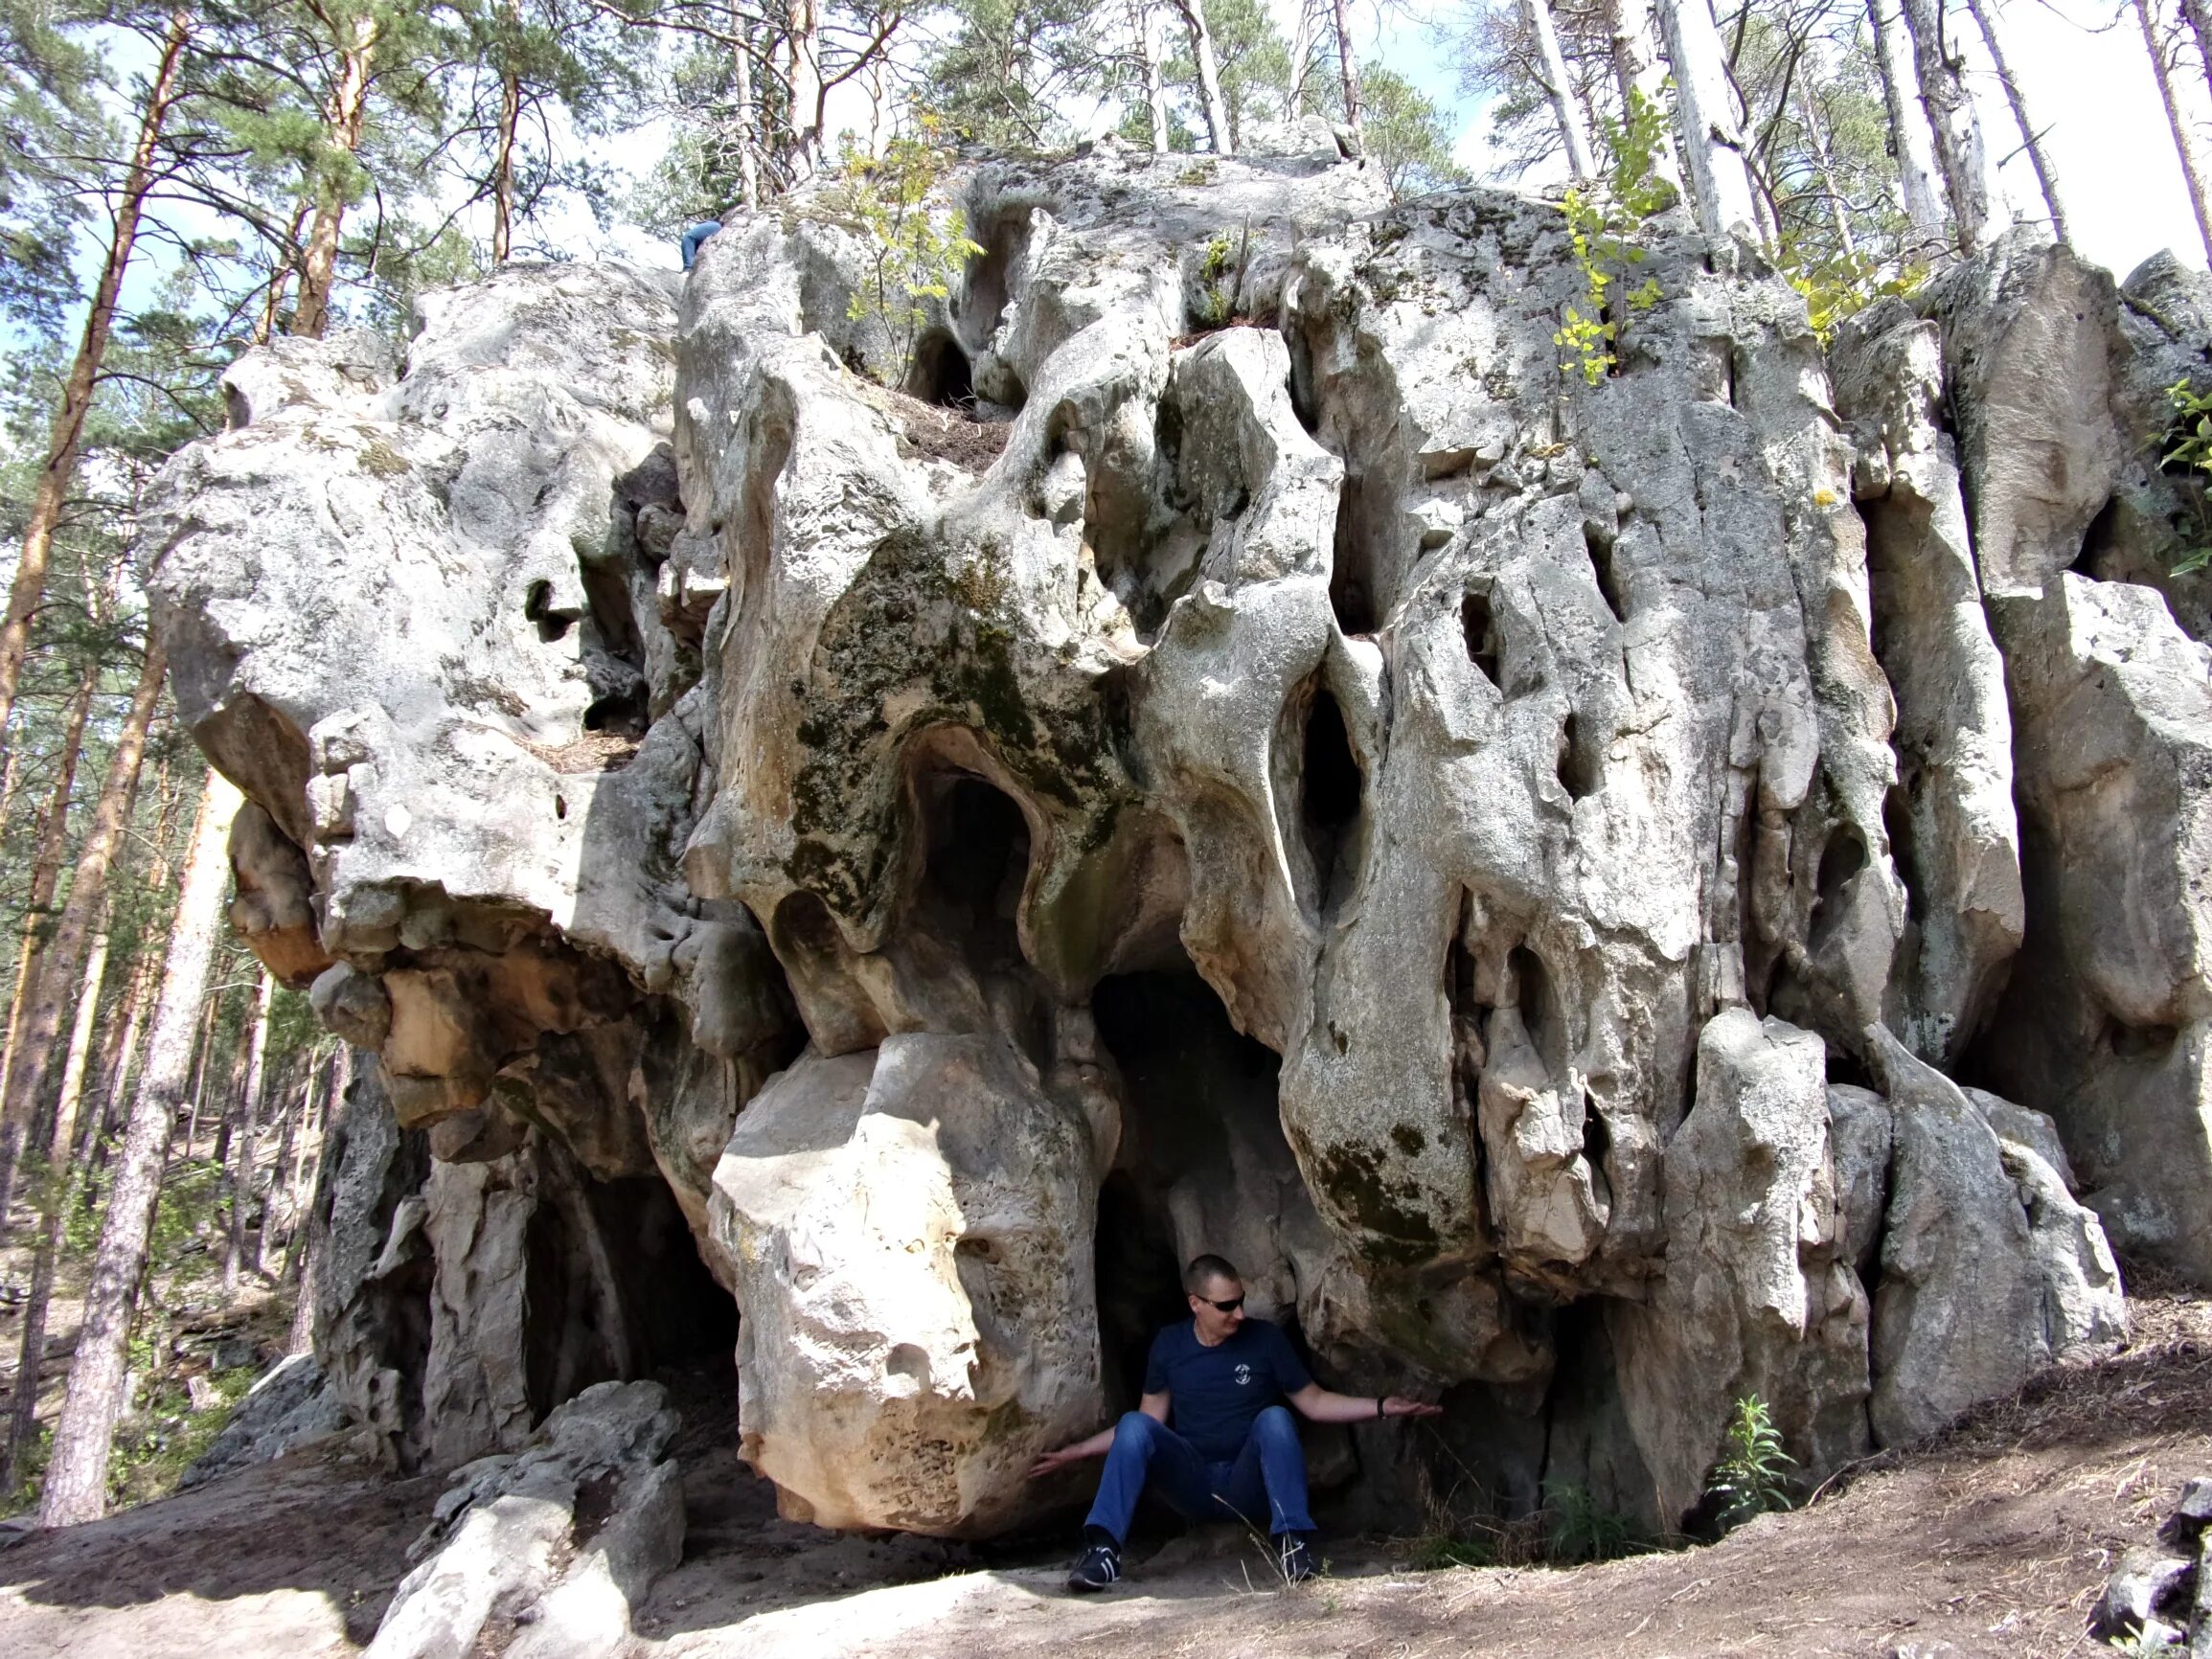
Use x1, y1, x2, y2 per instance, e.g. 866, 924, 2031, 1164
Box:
828, 129, 984, 394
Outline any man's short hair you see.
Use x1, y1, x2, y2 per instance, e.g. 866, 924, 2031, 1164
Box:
1184, 1253, 1242, 1294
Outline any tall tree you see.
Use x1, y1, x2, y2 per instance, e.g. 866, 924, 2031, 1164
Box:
2137, 0, 2212, 264
1656, 0, 1759, 235
1960, 0, 2064, 242
39, 769, 241, 1528
0, 638, 165, 1234
1170, 0, 1234, 150
1869, 0, 1948, 245
1527, 0, 1597, 179
1897, 0, 2003, 251
0, 9, 189, 758
223, 969, 275, 1294
1327, 0, 1359, 135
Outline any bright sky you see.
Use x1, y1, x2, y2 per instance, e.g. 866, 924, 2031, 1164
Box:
1342, 0, 2207, 282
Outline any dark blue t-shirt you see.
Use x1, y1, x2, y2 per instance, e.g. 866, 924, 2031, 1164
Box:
1143, 1319, 1312, 1461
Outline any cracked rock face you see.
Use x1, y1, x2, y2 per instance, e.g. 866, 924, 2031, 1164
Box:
147, 137, 2195, 1536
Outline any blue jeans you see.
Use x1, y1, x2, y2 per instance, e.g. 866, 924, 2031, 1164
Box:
680, 220, 722, 270
1083, 1406, 1316, 1543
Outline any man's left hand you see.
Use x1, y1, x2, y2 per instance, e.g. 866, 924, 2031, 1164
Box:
1380, 1396, 1444, 1420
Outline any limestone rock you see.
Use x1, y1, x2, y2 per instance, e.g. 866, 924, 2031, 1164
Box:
147, 149, 2163, 1541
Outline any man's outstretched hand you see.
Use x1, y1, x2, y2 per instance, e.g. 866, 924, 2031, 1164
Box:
1381, 1396, 1444, 1420
1026, 1443, 1090, 1480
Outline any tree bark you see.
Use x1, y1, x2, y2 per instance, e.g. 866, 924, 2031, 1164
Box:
1869, 0, 1949, 247
1171, 0, 1235, 153
1607, 0, 1685, 189
2, 923, 111, 1491
1287, 0, 1315, 120
2138, 0, 2212, 265
1328, 0, 1361, 137
1898, 0, 2005, 252
39, 770, 242, 1528
1795, 81, 1859, 256
291, 10, 380, 339
225, 970, 274, 1294
0, 657, 100, 1230
1961, 0, 2065, 242
0, 10, 190, 747
286, 1047, 353, 1353
1655, 0, 1760, 238
1527, 0, 1598, 180
182, 995, 218, 1158
785, 0, 823, 180
730, 2, 759, 208
1136, 0, 1171, 152
0, 642, 164, 1239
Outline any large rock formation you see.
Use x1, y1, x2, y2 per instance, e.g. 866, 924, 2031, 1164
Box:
147, 134, 2202, 1538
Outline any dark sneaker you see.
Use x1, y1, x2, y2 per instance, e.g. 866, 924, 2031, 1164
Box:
1066, 1540, 1122, 1592
1277, 1533, 1317, 1583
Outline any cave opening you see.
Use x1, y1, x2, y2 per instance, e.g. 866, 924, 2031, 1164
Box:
1461, 590, 1501, 688
914, 772, 1032, 980
2072, 495, 2121, 578
1300, 688, 1363, 912
1585, 526, 1629, 625
905, 330, 975, 410
1330, 476, 1381, 635
522, 1168, 740, 1425
1557, 711, 1601, 802
1089, 966, 1295, 1410
1808, 826, 1867, 949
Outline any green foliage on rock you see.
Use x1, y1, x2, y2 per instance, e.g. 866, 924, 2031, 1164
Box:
825, 129, 984, 391
1704, 1394, 1797, 1534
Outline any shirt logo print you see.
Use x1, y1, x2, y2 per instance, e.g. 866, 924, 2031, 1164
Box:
1235, 1363, 1252, 1386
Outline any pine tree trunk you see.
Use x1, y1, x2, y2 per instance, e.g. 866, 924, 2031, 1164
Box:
1607, 0, 1685, 189
227, 970, 274, 1293
212, 1017, 248, 1174
0, 11, 190, 747
1136, 0, 1171, 151
785, 0, 823, 180
0, 658, 100, 1232
731, 3, 759, 208
1961, 0, 2065, 241
2138, 0, 2212, 265
0, 641, 164, 1242
1287, 0, 1315, 120
84, 955, 148, 1162
1795, 82, 1859, 256
1870, 0, 1950, 248
291, 11, 380, 339
1328, 0, 1361, 137
39, 771, 242, 1527
1527, 0, 1598, 180
286, 1047, 353, 1353
1, 923, 111, 1491
2182, 0, 2212, 104
1898, 0, 2004, 252
258, 1059, 306, 1278
1172, 0, 1235, 153
182, 997, 218, 1158
1655, 0, 1761, 238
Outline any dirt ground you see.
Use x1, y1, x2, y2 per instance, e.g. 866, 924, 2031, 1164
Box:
2, 1277, 2206, 1659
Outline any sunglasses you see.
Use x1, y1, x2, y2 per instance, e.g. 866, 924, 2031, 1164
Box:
1198, 1295, 1244, 1313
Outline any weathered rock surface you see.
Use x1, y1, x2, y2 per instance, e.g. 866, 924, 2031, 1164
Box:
367, 1379, 682, 1659
143, 135, 2197, 1536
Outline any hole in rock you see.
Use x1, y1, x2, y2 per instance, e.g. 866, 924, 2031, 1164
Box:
1557, 712, 1601, 801
2072, 495, 2121, 578
582, 682, 648, 736
2106, 1017, 2179, 1060
913, 773, 1032, 978
905, 330, 975, 410
1825, 1047, 1875, 1090
1578, 1089, 1612, 1209
1461, 591, 1501, 687
1808, 827, 1867, 949
524, 579, 573, 644
960, 209, 1028, 344
1585, 526, 1629, 625
1509, 945, 1568, 1075
1331, 478, 1381, 635
1881, 782, 1924, 922
1092, 966, 1294, 1407
525, 1170, 737, 1422
1300, 689, 1363, 911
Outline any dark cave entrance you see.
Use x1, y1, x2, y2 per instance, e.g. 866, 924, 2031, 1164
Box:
1088, 965, 1293, 1408
913, 771, 1032, 981
905, 330, 975, 410
524, 1165, 740, 1424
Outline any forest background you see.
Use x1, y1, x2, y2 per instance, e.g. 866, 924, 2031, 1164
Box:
0, 0, 2207, 1533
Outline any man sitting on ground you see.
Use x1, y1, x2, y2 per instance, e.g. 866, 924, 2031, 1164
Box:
1027, 1253, 1442, 1591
